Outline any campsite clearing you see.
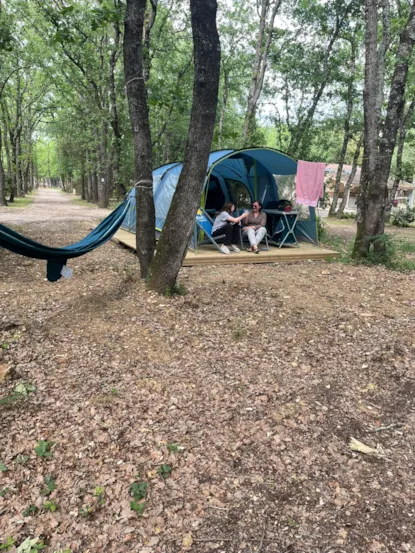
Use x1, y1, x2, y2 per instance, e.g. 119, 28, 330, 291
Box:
0, 190, 414, 553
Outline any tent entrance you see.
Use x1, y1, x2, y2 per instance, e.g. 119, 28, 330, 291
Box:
204, 175, 253, 218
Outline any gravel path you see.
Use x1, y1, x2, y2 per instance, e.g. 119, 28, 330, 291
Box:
0, 188, 110, 225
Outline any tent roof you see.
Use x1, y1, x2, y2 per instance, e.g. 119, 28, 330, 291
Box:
153, 147, 297, 180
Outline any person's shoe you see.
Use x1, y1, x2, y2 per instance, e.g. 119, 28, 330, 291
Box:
230, 245, 240, 253
220, 245, 231, 254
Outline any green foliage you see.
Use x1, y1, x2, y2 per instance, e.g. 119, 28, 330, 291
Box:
34, 440, 54, 458
1, 342, 8, 350
337, 212, 356, 220
0, 487, 10, 497
14, 454, 29, 465
43, 500, 58, 512
167, 443, 183, 453
78, 505, 93, 518
157, 464, 173, 479
42, 475, 56, 496
0, 461, 8, 472
16, 538, 45, 553
390, 207, 415, 227
164, 283, 187, 297
0, 382, 36, 407
316, 216, 327, 241
130, 480, 148, 515
0, 537, 15, 551
22, 504, 39, 517
94, 486, 105, 505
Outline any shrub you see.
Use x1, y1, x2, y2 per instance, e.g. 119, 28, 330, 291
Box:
390, 207, 415, 227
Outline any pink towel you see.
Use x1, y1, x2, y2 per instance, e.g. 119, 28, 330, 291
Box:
296, 160, 326, 207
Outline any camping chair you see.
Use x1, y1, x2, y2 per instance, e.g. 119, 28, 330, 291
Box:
239, 208, 269, 251
195, 210, 242, 253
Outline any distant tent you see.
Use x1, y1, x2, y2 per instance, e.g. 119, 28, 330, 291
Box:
122, 147, 318, 246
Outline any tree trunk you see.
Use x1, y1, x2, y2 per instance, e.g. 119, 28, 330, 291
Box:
149, 0, 221, 294
81, 157, 86, 200
242, 0, 282, 146
384, 97, 415, 220
338, 133, 363, 215
92, 171, 99, 203
328, 36, 358, 216
0, 125, 7, 206
16, 137, 23, 196
98, 122, 109, 208
353, 0, 415, 258
124, 0, 156, 278
375, 0, 391, 126
218, 69, 229, 150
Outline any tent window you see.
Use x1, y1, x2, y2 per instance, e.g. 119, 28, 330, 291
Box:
227, 179, 252, 209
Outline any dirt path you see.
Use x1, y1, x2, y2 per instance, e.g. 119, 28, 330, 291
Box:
1, 194, 415, 553
0, 188, 110, 225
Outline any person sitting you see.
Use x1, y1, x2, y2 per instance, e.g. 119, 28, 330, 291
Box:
242, 200, 267, 253
212, 202, 245, 255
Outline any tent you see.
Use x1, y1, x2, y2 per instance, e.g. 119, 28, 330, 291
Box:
121, 147, 318, 247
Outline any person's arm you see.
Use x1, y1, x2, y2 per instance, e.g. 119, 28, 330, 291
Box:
227, 212, 247, 224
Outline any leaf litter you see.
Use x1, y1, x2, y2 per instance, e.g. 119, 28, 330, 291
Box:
0, 204, 415, 552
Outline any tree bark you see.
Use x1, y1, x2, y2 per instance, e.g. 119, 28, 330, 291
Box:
0, 125, 7, 206
353, 0, 415, 258
149, 0, 221, 294
218, 69, 229, 150
384, 97, 415, 220
328, 35, 358, 216
98, 122, 109, 208
242, 0, 282, 146
124, 0, 156, 278
338, 133, 363, 215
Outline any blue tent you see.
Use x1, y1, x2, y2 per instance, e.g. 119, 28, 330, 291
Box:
121, 147, 318, 246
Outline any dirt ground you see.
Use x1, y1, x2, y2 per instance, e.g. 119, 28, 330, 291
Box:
1, 190, 414, 553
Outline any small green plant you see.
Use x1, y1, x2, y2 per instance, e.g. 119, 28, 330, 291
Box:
16, 538, 45, 553
316, 216, 327, 241
0, 537, 15, 551
0, 487, 10, 497
14, 454, 29, 465
94, 486, 105, 505
79, 505, 93, 518
110, 388, 118, 396
232, 326, 247, 342
1, 342, 9, 350
157, 464, 173, 479
167, 443, 183, 453
164, 282, 187, 297
42, 475, 56, 496
23, 504, 39, 517
34, 440, 54, 458
0, 382, 36, 407
130, 481, 148, 515
287, 518, 298, 528
43, 500, 58, 512
130, 500, 146, 515
0, 461, 8, 472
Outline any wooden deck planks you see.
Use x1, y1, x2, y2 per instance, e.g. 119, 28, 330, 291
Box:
112, 229, 339, 266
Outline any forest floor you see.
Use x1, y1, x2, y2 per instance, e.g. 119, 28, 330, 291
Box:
0, 189, 414, 553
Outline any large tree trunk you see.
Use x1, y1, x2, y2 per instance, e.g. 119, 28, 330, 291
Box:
124, 0, 156, 278
149, 0, 221, 294
353, 0, 415, 258
242, 0, 282, 147
384, 97, 415, 220
98, 122, 109, 208
337, 133, 363, 215
328, 35, 358, 216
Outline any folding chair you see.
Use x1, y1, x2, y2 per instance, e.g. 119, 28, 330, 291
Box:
195, 210, 242, 253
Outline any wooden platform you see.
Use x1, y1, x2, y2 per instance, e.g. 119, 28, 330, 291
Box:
113, 229, 339, 266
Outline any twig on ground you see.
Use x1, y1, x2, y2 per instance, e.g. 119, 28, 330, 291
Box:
207, 504, 230, 511
193, 538, 233, 542
368, 422, 404, 433
257, 517, 267, 553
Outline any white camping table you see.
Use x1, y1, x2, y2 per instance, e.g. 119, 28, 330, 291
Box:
263, 209, 299, 247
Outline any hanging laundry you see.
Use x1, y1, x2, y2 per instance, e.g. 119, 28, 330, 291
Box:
295, 160, 326, 207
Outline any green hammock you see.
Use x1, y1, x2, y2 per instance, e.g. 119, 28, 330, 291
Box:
0, 197, 131, 282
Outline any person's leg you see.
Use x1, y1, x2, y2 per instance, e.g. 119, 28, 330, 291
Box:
244, 227, 256, 247
254, 227, 267, 246
231, 224, 240, 244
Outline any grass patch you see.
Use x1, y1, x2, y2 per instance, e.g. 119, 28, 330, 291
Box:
7, 195, 33, 208
321, 227, 415, 271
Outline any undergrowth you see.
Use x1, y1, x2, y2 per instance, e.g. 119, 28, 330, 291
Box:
321, 229, 415, 271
